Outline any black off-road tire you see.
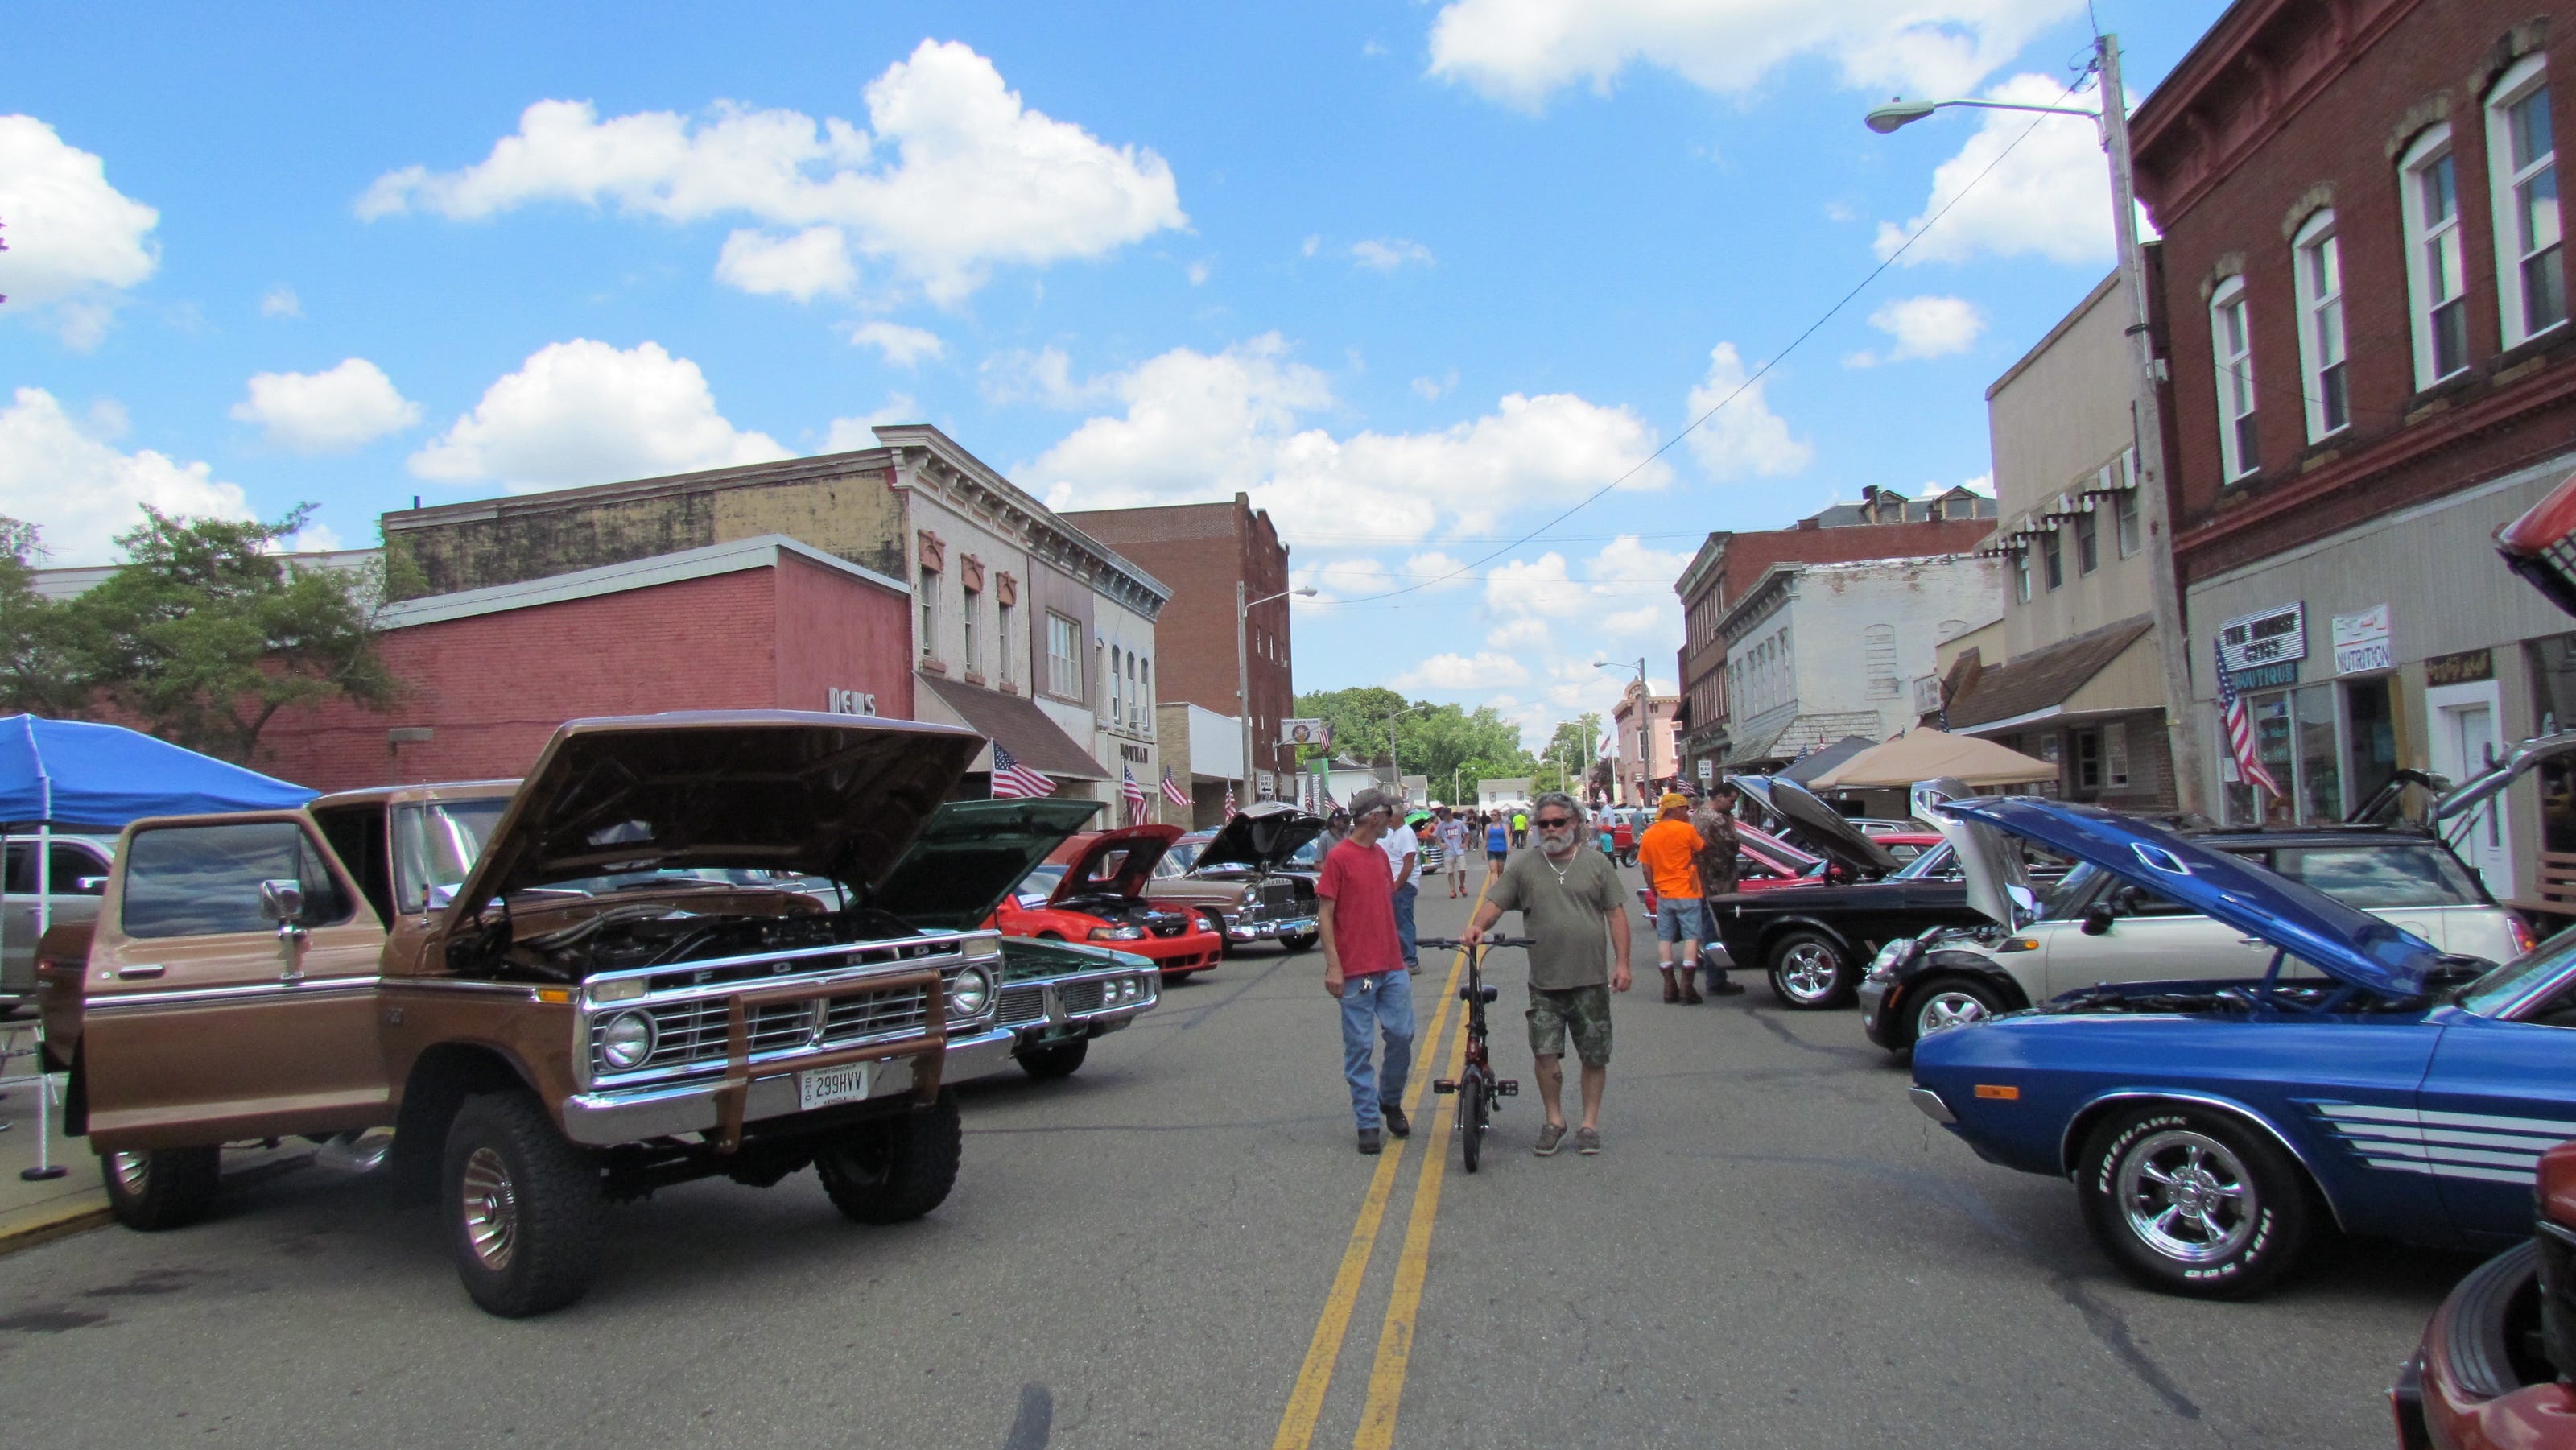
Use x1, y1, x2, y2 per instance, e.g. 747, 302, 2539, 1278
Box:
1014, 1037, 1090, 1080
2075, 1105, 2312, 1299
1765, 929, 1854, 1010
100, 1145, 221, 1231
441, 1091, 605, 1319
1905, 974, 2010, 1048
1279, 931, 1319, 953
816, 1090, 963, 1225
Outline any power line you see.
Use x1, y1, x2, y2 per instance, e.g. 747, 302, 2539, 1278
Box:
1334, 72, 2091, 605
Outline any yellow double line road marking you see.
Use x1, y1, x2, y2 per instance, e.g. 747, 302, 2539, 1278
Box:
1271, 880, 1488, 1450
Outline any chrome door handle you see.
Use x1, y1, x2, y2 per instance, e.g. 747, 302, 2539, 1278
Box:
114, 965, 166, 980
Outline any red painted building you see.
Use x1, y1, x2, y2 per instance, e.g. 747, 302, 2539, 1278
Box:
2131, 0, 2576, 899
257, 535, 914, 792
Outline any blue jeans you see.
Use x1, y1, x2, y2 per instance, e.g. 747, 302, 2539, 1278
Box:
1339, 971, 1417, 1130
1393, 882, 1419, 969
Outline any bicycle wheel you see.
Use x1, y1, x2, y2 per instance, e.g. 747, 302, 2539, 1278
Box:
1459, 1065, 1488, 1174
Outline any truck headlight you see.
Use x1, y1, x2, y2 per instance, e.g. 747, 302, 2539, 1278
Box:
1089, 925, 1145, 941
947, 965, 993, 1018
599, 1010, 656, 1070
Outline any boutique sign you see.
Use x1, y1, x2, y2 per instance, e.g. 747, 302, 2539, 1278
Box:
2219, 602, 2306, 689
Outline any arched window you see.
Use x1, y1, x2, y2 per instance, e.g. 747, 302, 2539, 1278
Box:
2400, 125, 2470, 387
2209, 275, 2259, 481
2291, 209, 2349, 440
2488, 55, 2566, 347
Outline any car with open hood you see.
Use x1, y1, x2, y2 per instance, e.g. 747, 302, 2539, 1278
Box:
997, 824, 1225, 980
1144, 801, 1323, 952
35, 712, 1052, 1318
1907, 795, 2576, 1300
1860, 780, 2528, 1057
1703, 775, 2000, 1009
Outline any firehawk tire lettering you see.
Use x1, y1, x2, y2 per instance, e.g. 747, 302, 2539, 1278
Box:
2075, 1106, 2309, 1300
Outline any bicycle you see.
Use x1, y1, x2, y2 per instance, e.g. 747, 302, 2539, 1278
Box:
1419, 934, 1526, 1173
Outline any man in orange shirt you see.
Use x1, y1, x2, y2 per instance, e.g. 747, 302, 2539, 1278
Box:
1635, 791, 1707, 1004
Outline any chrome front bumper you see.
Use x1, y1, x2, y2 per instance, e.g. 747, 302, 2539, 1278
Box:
1907, 1086, 1955, 1125
560, 1023, 1015, 1145
1227, 915, 1316, 942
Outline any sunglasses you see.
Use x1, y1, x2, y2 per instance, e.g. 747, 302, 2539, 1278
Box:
1533, 816, 1575, 829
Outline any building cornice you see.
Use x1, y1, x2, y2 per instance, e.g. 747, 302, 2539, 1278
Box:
874, 423, 1171, 619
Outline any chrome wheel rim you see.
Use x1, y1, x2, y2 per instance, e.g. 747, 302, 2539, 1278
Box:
1916, 990, 1990, 1039
1777, 943, 1839, 1002
108, 1150, 149, 1196
2116, 1130, 2256, 1264
459, 1146, 519, 1270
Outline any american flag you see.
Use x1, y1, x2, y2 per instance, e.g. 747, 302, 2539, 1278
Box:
1121, 764, 1149, 822
1160, 768, 1189, 808
989, 743, 1055, 799
1224, 784, 1238, 819
2214, 635, 2283, 798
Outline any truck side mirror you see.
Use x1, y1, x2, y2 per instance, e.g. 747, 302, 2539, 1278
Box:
2079, 902, 2116, 936
258, 878, 306, 925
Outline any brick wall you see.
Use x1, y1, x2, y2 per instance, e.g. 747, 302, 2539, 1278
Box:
773, 552, 917, 719
2132, 0, 2576, 583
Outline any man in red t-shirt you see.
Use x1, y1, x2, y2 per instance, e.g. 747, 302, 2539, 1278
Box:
1318, 788, 1416, 1155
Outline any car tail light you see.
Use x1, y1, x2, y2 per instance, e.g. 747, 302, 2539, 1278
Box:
2511, 914, 2540, 957
2541, 1141, 2576, 1225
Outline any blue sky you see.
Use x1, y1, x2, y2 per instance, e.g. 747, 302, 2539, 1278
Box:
1, 0, 2231, 746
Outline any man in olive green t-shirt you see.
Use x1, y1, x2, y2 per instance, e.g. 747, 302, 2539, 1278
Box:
1462, 791, 1633, 1156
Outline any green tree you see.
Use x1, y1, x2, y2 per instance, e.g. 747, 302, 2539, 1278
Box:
0, 519, 89, 717
1291, 687, 1542, 801
47, 506, 398, 762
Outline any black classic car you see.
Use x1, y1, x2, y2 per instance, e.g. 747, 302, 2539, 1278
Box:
1711, 775, 1996, 1009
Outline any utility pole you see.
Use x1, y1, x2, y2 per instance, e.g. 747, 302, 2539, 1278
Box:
2097, 34, 2209, 818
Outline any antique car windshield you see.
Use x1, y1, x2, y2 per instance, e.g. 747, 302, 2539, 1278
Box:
1016, 864, 1067, 904
394, 799, 508, 912
1288, 839, 1322, 866
2456, 931, 2576, 1017
1159, 842, 1201, 875
2260, 843, 2484, 907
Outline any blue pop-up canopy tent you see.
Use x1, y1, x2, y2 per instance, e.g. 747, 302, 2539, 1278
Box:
0, 717, 315, 1176
0, 714, 315, 829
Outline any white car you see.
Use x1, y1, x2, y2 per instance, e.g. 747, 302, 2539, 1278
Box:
1859, 808, 2531, 1056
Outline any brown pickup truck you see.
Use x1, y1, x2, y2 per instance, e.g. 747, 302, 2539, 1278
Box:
35, 712, 1028, 1317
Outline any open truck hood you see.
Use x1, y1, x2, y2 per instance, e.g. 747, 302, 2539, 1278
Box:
442, 712, 985, 926
874, 797, 1104, 931
1192, 800, 1326, 874
1730, 775, 1900, 878
1050, 824, 1184, 905
1930, 796, 2446, 1001
1912, 778, 2036, 930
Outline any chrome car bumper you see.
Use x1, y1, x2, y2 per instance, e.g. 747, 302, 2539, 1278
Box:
996, 966, 1162, 1038
1227, 915, 1316, 943
1907, 1086, 1955, 1125
560, 1024, 1015, 1145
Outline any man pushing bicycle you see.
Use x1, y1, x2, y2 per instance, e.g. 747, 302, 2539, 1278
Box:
1460, 790, 1633, 1156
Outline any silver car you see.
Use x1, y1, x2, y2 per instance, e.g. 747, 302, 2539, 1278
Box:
0, 832, 118, 1006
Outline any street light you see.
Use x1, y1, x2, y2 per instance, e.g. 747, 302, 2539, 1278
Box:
1595, 657, 1649, 805
1237, 583, 1319, 811
1864, 33, 2208, 817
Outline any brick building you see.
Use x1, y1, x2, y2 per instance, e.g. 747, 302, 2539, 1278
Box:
254, 536, 914, 791
380, 425, 1168, 815
1673, 488, 2000, 783
2132, 0, 2576, 900
1065, 495, 1294, 814
1606, 677, 1681, 804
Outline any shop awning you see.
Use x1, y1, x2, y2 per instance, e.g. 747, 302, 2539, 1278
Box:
915, 673, 1109, 781
1781, 734, 1878, 785
1945, 615, 2155, 737
1727, 712, 1887, 768
1808, 729, 2057, 789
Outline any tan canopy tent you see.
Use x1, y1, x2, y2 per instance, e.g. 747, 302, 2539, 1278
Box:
1806, 728, 2056, 790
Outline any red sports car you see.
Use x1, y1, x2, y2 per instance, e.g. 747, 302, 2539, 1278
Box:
992, 824, 1225, 980
2392, 1138, 2576, 1448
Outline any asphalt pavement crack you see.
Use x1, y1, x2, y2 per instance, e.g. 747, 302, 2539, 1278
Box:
2050, 1274, 2203, 1422
1001, 1382, 1052, 1449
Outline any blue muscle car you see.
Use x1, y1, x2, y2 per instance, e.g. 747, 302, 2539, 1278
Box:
1908, 797, 2576, 1299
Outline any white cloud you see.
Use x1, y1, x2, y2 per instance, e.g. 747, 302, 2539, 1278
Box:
1187, 260, 1211, 287
822, 395, 920, 452
1427, 0, 2080, 111
1845, 294, 1986, 366
1350, 238, 1434, 271
845, 320, 945, 366
979, 346, 1113, 409
1486, 617, 1552, 651
714, 225, 857, 300
409, 338, 787, 492
230, 358, 423, 453
1396, 651, 1530, 689
1874, 72, 2114, 267
281, 521, 344, 554
1402, 551, 1476, 591
1025, 335, 1669, 544
1300, 234, 1320, 258
1683, 342, 1813, 482
1411, 370, 1457, 401
1920, 471, 1992, 498
1294, 556, 1399, 603
0, 389, 250, 565
259, 285, 302, 318
0, 116, 161, 348
360, 41, 1185, 304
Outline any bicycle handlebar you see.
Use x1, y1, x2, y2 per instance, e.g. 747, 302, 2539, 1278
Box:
1420, 935, 1535, 949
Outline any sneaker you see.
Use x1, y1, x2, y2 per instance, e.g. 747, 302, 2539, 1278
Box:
1575, 1127, 1601, 1155
1533, 1122, 1567, 1156
1357, 1127, 1383, 1155
1381, 1103, 1411, 1138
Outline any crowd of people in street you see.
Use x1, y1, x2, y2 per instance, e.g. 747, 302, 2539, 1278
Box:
1313, 786, 1743, 1157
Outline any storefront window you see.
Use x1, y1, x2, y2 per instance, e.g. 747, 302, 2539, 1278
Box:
2526, 634, 2576, 852
2293, 682, 2342, 824
2342, 675, 2398, 815
2254, 694, 2296, 824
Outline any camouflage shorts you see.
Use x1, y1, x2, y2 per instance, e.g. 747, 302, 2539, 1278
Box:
1525, 985, 1612, 1067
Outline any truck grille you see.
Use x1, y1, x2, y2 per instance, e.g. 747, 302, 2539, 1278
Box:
1059, 981, 1106, 1015
1259, 881, 1297, 915
1148, 912, 1190, 938
997, 985, 1046, 1027
590, 960, 982, 1079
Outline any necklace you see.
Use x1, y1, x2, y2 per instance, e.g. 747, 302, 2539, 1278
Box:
1542, 850, 1575, 886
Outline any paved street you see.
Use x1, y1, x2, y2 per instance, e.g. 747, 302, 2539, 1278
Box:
0, 871, 2469, 1448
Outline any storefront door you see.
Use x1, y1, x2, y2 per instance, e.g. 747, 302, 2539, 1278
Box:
2429, 680, 2514, 899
